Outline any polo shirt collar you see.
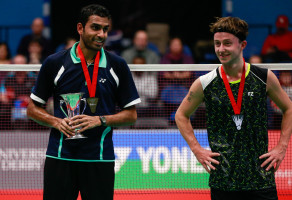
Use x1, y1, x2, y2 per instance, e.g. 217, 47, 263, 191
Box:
70, 42, 107, 68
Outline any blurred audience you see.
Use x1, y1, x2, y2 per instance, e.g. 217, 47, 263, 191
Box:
13, 54, 28, 64
0, 42, 12, 83
0, 42, 12, 64
27, 38, 45, 64
159, 37, 195, 125
2, 15, 292, 130
132, 56, 158, 109
7, 71, 36, 129
160, 37, 195, 65
121, 30, 160, 64
55, 36, 78, 52
17, 17, 53, 60
104, 19, 128, 55
270, 70, 292, 129
249, 54, 263, 64
64, 37, 77, 50
14, 53, 38, 78
0, 54, 28, 104
261, 15, 292, 63
131, 55, 159, 116
0, 54, 37, 129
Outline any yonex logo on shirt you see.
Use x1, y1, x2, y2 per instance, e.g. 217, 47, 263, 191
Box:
248, 92, 254, 96
100, 78, 106, 83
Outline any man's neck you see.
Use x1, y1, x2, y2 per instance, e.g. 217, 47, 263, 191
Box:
77, 43, 98, 63
221, 59, 246, 82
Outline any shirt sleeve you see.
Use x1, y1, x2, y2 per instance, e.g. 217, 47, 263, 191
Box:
30, 56, 57, 104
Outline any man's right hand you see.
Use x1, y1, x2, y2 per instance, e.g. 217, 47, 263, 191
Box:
54, 118, 76, 138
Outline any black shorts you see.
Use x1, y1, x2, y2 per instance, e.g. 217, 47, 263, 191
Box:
211, 187, 278, 200
43, 157, 115, 200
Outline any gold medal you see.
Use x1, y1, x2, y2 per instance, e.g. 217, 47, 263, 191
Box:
87, 97, 99, 113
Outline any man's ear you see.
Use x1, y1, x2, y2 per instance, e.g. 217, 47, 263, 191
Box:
241, 40, 247, 50
77, 23, 83, 35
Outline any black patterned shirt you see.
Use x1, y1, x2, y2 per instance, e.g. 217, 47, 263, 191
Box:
200, 64, 276, 191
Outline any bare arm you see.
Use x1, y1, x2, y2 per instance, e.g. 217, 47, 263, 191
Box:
175, 78, 220, 173
260, 70, 292, 171
27, 99, 75, 138
70, 105, 137, 133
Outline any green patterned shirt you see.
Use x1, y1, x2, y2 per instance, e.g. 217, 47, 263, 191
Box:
200, 64, 275, 191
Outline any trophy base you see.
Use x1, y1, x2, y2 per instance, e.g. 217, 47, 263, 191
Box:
66, 134, 87, 140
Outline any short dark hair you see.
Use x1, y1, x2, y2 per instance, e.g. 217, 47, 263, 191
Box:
78, 4, 111, 27
210, 17, 249, 41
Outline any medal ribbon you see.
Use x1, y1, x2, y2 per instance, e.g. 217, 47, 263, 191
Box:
77, 44, 100, 97
221, 58, 246, 115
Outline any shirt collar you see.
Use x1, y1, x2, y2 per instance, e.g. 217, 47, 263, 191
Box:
70, 42, 107, 68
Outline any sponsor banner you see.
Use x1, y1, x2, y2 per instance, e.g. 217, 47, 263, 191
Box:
0, 131, 49, 189
0, 130, 291, 190
113, 129, 209, 189
0, 148, 46, 171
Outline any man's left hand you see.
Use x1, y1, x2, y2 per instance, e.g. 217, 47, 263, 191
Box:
70, 115, 101, 133
259, 145, 287, 172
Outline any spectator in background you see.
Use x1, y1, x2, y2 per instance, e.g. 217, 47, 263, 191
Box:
13, 54, 28, 64
159, 37, 195, 91
17, 17, 53, 60
121, 30, 160, 118
131, 55, 158, 116
5, 70, 36, 129
0, 42, 11, 64
160, 37, 195, 65
249, 54, 263, 64
0, 54, 28, 107
27, 38, 45, 64
0, 54, 35, 129
104, 19, 126, 55
261, 15, 292, 63
0, 42, 12, 83
270, 70, 292, 129
55, 36, 78, 52
159, 37, 195, 126
13, 53, 39, 78
121, 30, 160, 64
64, 37, 77, 50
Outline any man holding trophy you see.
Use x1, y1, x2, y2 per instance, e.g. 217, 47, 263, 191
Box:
27, 4, 140, 200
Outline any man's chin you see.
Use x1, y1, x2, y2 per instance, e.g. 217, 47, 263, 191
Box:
91, 46, 103, 52
219, 57, 229, 64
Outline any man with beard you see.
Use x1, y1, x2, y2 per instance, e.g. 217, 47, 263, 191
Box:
27, 4, 140, 200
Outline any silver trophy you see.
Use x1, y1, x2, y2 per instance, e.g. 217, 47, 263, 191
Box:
60, 92, 87, 139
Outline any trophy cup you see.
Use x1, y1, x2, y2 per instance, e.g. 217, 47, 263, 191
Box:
60, 92, 87, 140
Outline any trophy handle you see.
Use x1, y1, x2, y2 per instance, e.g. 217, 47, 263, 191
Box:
81, 98, 87, 114
60, 100, 68, 118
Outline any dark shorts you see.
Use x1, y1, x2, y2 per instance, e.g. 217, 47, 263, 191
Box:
211, 187, 278, 200
43, 157, 115, 200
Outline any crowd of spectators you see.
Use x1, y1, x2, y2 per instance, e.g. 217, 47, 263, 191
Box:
261, 15, 292, 63
0, 15, 292, 129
